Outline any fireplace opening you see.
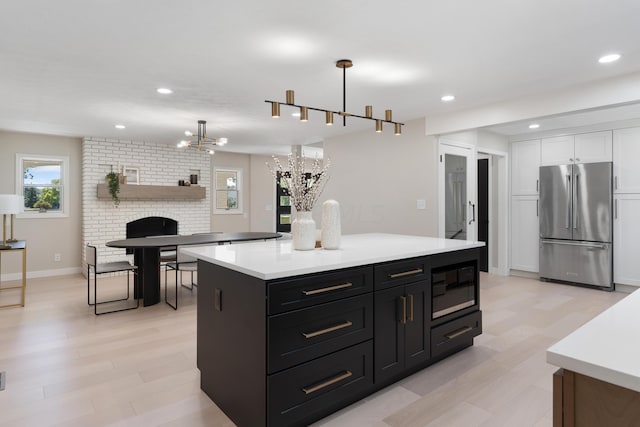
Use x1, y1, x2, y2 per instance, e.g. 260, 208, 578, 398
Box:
125, 216, 178, 254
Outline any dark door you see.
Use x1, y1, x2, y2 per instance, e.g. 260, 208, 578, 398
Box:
374, 286, 406, 384
403, 281, 430, 369
477, 158, 489, 272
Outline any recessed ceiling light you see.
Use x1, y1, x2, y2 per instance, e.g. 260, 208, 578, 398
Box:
598, 54, 621, 64
529, 123, 540, 129
441, 95, 455, 102
157, 88, 173, 94
115, 124, 126, 129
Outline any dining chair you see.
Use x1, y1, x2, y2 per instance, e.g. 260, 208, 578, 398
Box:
86, 244, 139, 315
164, 248, 198, 310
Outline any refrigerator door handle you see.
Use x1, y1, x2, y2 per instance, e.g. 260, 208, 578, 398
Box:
566, 174, 571, 229
540, 239, 608, 250
574, 173, 579, 230
468, 201, 475, 225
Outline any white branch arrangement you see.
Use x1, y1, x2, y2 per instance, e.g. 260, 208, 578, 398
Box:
268, 154, 330, 212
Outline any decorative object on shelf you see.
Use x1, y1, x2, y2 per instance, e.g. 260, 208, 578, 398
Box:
0, 194, 21, 248
178, 180, 185, 186
268, 153, 330, 250
321, 199, 341, 250
123, 166, 139, 185
105, 171, 120, 206
265, 59, 404, 135
177, 120, 228, 155
190, 174, 198, 185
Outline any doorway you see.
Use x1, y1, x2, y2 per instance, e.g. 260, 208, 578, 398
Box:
477, 156, 489, 272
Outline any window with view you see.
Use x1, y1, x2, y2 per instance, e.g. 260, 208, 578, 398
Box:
16, 155, 69, 217
214, 168, 242, 214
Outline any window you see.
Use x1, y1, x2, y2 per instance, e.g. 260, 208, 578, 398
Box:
16, 154, 69, 218
214, 168, 242, 214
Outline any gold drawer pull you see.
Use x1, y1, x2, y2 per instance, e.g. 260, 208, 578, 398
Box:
302, 321, 353, 339
445, 326, 473, 340
389, 268, 423, 279
400, 296, 407, 324
302, 282, 353, 296
302, 370, 353, 395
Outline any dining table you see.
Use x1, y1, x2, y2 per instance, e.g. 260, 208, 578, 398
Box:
106, 232, 281, 306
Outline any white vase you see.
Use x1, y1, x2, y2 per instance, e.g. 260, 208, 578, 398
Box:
321, 200, 341, 249
292, 211, 316, 250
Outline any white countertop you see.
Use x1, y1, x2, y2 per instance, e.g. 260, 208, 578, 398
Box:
547, 289, 640, 392
181, 233, 484, 280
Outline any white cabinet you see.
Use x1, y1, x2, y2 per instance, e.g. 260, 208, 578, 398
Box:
541, 131, 612, 166
614, 194, 640, 286
541, 135, 574, 165
511, 195, 539, 272
511, 139, 540, 195
613, 127, 640, 193
574, 131, 612, 163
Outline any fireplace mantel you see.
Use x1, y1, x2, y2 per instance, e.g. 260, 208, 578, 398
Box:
97, 183, 205, 201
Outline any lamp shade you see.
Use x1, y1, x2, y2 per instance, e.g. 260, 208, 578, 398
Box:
0, 194, 22, 214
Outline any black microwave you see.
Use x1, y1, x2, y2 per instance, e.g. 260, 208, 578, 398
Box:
432, 263, 476, 320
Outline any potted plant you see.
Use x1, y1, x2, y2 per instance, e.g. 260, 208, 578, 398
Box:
106, 171, 120, 206
33, 200, 52, 212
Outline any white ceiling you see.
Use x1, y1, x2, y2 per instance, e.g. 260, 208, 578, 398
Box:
1, 0, 640, 154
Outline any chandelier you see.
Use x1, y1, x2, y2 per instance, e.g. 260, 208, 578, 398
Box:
177, 120, 228, 155
265, 59, 403, 135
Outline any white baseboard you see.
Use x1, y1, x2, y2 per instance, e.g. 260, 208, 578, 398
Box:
0, 267, 82, 282
614, 283, 639, 294
509, 269, 540, 280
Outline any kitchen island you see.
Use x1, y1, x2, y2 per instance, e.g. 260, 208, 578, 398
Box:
183, 233, 484, 427
547, 289, 640, 426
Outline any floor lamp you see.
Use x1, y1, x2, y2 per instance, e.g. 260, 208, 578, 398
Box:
0, 194, 21, 249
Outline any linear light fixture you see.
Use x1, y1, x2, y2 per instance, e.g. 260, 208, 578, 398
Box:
266, 59, 404, 135
177, 120, 228, 155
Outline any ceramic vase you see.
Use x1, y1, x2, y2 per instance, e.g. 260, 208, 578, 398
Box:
292, 211, 316, 250
321, 200, 341, 249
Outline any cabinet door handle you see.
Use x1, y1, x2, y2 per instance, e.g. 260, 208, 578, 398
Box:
468, 201, 475, 225
445, 326, 473, 340
389, 269, 423, 279
302, 370, 353, 395
615, 199, 618, 219
615, 176, 618, 190
302, 282, 353, 296
408, 294, 414, 322
536, 199, 539, 217
302, 320, 353, 339
536, 179, 539, 192
399, 296, 407, 324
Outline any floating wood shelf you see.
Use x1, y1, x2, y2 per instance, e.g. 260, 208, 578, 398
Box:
97, 184, 206, 201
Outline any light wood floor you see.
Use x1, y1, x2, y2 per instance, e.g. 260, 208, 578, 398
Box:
0, 272, 629, 426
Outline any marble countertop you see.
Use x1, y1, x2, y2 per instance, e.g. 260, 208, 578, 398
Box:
181, 233, 484, 280
547, 289, 640, 392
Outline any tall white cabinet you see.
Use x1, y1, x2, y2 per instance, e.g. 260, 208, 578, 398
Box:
510, 139, 540, 272
613, 127, 640, 286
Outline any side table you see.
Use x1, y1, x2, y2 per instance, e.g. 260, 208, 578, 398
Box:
0, 240, 27, 309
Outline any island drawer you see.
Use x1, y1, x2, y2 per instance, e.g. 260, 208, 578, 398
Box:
268, 341, 373, 427
268, 266, 373, 315
268, 294, 373, 373
374, 256, 428, 290
431, 310, 482, 358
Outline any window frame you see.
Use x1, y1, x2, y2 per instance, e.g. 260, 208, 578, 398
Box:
15, 154, 70, 218
213, 167, 243, 215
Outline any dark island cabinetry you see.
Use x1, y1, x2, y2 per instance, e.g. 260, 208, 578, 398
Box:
196, 244, 482, 427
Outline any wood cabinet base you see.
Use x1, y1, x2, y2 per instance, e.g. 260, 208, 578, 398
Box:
553, 369, 640, 426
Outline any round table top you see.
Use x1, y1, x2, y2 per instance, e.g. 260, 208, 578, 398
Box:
106, 232, 281, 248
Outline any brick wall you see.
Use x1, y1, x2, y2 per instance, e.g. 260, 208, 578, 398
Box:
82, 137, 211, 265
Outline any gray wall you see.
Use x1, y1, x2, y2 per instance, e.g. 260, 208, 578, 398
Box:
320, 118, 439, 236
0, 130, 82, 276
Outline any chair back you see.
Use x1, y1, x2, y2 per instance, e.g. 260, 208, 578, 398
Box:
177, 247, 197, 264
86, 244, 97, 267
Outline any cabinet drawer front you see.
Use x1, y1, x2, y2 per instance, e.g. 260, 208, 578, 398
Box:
431, 310, 482, 358
268, 294, 373, 373
268, 266, 373, 315
374, 257, 428, 290
268, 341, 373, 427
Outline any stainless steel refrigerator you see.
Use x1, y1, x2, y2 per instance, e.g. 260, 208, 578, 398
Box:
539, 162, 613, 290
